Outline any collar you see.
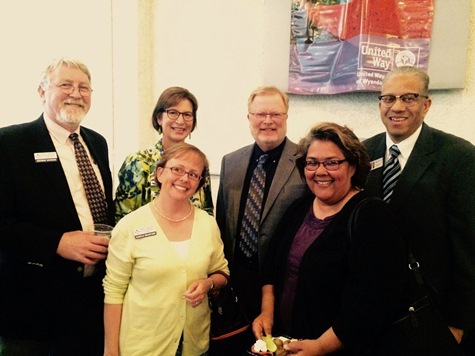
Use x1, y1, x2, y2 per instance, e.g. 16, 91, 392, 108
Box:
253, 137, 286, 163
385, 125, 422, 160
43, 113, 80, 144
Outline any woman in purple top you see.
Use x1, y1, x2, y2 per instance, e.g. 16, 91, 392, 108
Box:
252, 122, 407, 355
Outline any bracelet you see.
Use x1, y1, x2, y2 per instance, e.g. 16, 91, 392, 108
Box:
209, 277, 214, 291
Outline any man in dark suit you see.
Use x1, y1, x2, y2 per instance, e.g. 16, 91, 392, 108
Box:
0, 58, 114, 355
364, 66, 475, 354
214, 86, 309, 354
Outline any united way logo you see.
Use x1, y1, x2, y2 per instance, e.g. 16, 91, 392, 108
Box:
359, 42, 421, 72
395, 50, 417, 67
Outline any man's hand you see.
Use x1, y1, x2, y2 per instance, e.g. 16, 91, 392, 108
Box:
57, 231, 109, 264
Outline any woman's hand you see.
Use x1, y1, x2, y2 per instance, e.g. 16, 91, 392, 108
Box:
183, 278, 213, 307
284, 328, 343, 355
252, 312, 274, 340
283, 339, 322, 355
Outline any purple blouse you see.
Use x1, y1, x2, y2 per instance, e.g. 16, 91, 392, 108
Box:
279, 206, 335, 331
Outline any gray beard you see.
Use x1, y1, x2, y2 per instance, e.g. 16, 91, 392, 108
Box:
57, 107, 86, 126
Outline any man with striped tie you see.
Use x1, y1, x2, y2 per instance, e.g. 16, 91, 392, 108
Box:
364, 66, 475, 354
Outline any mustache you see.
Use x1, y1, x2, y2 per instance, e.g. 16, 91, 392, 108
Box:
64, 99, 85, 106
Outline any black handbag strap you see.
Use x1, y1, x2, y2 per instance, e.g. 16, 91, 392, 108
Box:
348, 197, 428, 286
347, 197, 441, 310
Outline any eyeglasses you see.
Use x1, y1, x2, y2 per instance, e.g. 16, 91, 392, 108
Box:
248, 112, 288, 120
56, 83, 93, 96
378, 93, 428, 107
305, 159, 347, 171
166, 166, 202, 181
164, 109, 194, 122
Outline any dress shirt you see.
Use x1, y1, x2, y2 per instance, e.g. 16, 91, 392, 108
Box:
385, 124, 422, 171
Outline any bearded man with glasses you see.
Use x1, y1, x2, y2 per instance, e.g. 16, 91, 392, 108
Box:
364, 66, 475, 355
0, 58, 114, 355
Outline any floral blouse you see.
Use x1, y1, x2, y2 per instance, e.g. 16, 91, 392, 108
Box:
114, 138, 214, 222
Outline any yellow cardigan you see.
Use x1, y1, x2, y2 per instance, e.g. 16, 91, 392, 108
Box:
104, 204, 229, 356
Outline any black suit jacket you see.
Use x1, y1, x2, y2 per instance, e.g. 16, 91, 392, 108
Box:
0, 116, 114, 347
364, 123, 475, 331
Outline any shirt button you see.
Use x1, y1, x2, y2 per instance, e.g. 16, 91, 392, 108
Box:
77, 266, 83, 272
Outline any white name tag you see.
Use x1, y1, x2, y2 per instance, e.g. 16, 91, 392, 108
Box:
34, 152, 58, 163
134, 226, 157, 239
370, 157, 384, 171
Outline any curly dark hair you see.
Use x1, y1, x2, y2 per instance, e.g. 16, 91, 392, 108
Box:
295, 122, 370, 190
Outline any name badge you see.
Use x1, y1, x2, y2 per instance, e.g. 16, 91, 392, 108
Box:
370, 157, 384, 171
134, 226, 157, 239
34, 152, 58, 163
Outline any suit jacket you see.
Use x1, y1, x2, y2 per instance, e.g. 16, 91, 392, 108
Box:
0, 116, 114, 346
364, 123, 475, 331
216, 138, 309, 270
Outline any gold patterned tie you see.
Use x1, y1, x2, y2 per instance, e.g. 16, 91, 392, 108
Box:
239, 154, 268, 258
69, 133, 108, 223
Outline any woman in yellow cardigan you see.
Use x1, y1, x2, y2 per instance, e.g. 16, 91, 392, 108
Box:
103, 143, 229, 356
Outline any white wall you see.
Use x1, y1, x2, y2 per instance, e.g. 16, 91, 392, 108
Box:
1, 0, 474, 192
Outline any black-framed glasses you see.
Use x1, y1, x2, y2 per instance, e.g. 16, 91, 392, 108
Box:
56, 83, 93, 96
164, 109, 194, 122
305, 159, 347, 171
378, 93, 428, 107
166, 166, 202, 181
248, 112, 288, 120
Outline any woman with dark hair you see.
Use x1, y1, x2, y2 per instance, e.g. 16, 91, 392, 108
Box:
252, 122, 407, 355
104, 143, 229, 356
114, 87, 213, 222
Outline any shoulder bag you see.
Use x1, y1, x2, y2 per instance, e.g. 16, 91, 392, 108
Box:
348, 197, 465, 355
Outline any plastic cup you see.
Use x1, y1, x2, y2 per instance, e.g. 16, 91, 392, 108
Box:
93, 223, 113, 238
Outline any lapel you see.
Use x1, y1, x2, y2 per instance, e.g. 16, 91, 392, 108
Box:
261, 140, 297, 221
229, 145, 253, 235
80, 128, 108, 188
390, 123, 434, 210
30, 117, 80, 223
365, 134, 386, 196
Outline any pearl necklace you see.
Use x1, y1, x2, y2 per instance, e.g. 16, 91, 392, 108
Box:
153, 200, 193, 223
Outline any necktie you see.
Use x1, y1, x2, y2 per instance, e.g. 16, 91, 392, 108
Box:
239, 154, 269, 258
70, 133, 108, 224
382, 144, 401, 203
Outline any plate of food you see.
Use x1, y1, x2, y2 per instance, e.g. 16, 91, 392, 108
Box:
248, 335, 299, 356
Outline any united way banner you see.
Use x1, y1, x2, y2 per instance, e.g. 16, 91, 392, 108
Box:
289, 0, 435, 94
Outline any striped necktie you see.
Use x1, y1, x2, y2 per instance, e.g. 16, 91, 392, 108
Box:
239, 154, 268, 258
70, 133, 108, 223
382, 144, 401, 203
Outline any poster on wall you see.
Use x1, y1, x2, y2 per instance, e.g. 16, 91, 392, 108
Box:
288, 0, 435, 95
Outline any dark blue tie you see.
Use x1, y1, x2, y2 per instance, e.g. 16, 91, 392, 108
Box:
239, 154, 268, 258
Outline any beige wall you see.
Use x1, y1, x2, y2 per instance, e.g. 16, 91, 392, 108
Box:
1, 0, 474, 190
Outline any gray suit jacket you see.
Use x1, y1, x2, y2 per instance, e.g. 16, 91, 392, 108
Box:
216, 138, 309, 270
364, 123, 475, 330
